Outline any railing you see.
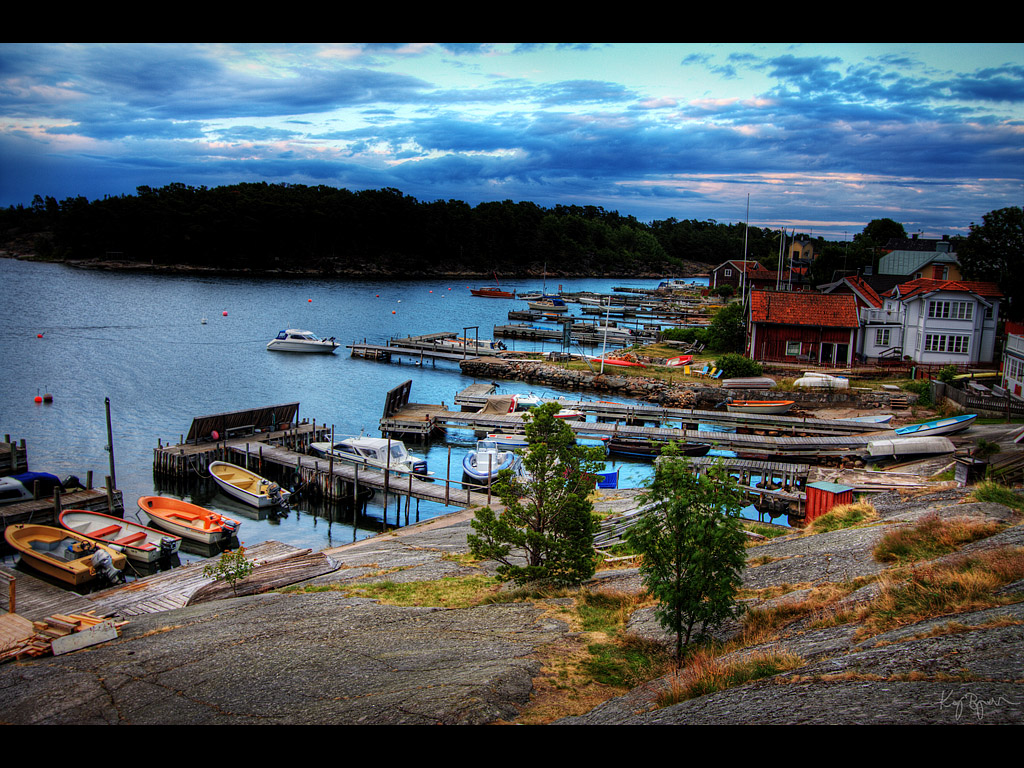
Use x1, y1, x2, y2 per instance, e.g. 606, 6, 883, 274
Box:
932, 380, 1024, 418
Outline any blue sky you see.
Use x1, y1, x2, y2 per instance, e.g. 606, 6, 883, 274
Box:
1, 42, 1022, 240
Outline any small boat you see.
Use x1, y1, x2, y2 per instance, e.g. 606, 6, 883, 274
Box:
462, 440, 522, 483
845, 414, 894, 425
4, 523, 127, 586
866, 436, 955, 459
726, 400, 795, 415
137, 496, 241, 544
59, 509, 181, 564
794, 374, 849, 389
587, 355, 646, 368
0, 471, 64, 506
527, 297, 568, 313
267, 329, 339, 353
664, 355, 693, 367
470, 286, 515, 298
486, 433, 529, 449
310, 436, 431, 477
209, 461, 291, 508
607, 439, 711, 459
893, 414, 977, 438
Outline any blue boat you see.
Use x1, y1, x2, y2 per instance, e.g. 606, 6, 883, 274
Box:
893, 414, 976, 438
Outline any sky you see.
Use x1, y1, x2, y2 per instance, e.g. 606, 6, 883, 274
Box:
1, 42, 1022, 241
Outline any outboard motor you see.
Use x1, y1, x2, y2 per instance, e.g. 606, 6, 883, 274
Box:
220, 518, 240, 538
91, 549, 124, 584
267, 482, 283, 503
159, 537, 177, 559
413, 460, 429, 479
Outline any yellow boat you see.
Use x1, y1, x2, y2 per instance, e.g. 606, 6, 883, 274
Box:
4, 523, 127, 586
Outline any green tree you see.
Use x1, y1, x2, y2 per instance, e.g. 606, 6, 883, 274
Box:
626, 453, 748, 665
467, 402, 605, 587
958, 206, 1024, 320
705, 301, 745, 353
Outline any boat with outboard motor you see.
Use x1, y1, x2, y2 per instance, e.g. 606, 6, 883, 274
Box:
266, 329, 339, 353
4, 523, 127, 586
310, 436, 431, 478
59, 509, 181, 564
137, 496, 241, 544
209, 461, 291, 508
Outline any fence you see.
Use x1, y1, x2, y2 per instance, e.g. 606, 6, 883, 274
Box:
932, 380, 1024, 419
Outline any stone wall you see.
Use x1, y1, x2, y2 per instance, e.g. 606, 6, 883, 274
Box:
459, 357, 914, 410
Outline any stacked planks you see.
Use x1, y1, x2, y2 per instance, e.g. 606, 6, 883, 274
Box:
0, 610, 126, 663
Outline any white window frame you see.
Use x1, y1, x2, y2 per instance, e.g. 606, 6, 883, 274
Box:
785, 341, 802, 356
924, 334, 970, 354
874, 328, 890, 347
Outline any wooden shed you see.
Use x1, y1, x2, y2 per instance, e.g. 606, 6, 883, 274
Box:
804, 481, 854, 524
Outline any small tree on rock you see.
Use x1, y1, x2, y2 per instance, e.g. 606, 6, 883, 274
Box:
627, 450, 748, 665
467, 402, 605, 587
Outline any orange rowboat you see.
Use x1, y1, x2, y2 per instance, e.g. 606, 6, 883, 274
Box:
137, 496, 241, 544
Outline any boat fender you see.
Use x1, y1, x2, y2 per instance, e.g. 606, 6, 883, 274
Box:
92, 549, 124, 584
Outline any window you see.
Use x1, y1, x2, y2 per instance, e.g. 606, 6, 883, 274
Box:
785, 341, 802, 356
928, 300, 973, 320
924, 334, 970, 354
874, 329, 890, 347
724, 269, 733, 277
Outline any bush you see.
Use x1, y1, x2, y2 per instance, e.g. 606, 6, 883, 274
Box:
713, 353, 762, 379
901, 379, 933, 407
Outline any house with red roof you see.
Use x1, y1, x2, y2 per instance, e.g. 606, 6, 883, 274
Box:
711, 260, 799, 293
861, 278, 1003, 365
748, 291, 860, 365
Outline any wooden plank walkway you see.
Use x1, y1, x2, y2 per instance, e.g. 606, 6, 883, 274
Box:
232, 441, 498, 508
0, 566, 101, 623
83, 541, 337, 618
381, 406, 894, 459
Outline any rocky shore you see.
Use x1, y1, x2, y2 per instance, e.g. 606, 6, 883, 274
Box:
1, 473, 1021, 724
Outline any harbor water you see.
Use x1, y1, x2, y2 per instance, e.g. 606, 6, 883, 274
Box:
2, 258, 709, 556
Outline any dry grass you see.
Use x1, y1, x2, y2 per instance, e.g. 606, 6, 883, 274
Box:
873, 513, 1004, 564
656, 648, 805, 707
805, 501, 879, 534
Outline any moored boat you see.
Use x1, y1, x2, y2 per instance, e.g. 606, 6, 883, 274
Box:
209, 461, 291, 508
794, 373, 849, 389
0, 471, 72, 506
607, 439, 711, 459
266, 329, 339, 353
59, 509, 181, 564
4, 523, 127, 586
462, 440, 522, 483
726, 400, 795, 415
893, 414, 977, 438
310, 436, 431, 478
470, 286, 515, 298
137, 496, 241, 544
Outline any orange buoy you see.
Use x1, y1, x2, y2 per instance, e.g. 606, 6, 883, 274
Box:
392, 310, 396, 314
34, 395, 42, 403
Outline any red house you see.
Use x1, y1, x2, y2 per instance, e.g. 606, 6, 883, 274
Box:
748, 291, 860, 365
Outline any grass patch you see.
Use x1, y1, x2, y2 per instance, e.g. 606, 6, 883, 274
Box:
656, 649, 804, 707
970, 481, 1024, 513
744, 522, 792, 539
584, 635, 673, 689
859, 545, 1024, 637
284, 574, 502, 609
806, 501, 879, 534
873, 513, 1004, 564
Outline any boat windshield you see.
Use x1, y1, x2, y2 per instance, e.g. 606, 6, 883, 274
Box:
389, 444, 408, 460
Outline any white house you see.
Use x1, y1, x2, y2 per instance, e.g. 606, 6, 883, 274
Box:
857, 278, 1002, 365
1002, 322, 1024, 400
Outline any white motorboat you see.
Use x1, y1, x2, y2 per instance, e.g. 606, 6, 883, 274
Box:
209, 461, 291, 508
266, 329, 339, 353
310, 436, 431, 477
0, 471, 64, 506
59, 509, 181, 564
462, 440, 522, 483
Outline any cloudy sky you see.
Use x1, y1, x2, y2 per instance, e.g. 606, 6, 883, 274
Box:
1, 42, 1021, 240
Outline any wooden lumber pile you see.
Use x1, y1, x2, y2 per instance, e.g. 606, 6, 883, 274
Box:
0, 610, 127, 663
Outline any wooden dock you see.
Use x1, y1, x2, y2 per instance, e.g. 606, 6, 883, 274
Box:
0, 488, 124, 529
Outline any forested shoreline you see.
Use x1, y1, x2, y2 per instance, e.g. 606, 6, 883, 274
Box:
0, 182, 830, 279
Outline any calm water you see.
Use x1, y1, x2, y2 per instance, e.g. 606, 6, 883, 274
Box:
2, 258, 701, 556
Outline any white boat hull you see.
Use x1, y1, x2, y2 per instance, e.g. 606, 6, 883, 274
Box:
59, 510, 181, 564
893, 414, 977, 438
209, 462, 290, 508
867, 436, 955, 458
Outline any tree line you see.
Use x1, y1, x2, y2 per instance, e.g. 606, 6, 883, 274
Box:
1, 182, 815, 277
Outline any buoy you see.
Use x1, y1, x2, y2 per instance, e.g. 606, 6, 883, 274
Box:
211, 430, 220, 440
308, 298, 312, 302
43, 393, 53, 403
392, 310, 396, 314
34, 395, 42, 403
222, 311, 228, 316
37, 333, 43, 338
